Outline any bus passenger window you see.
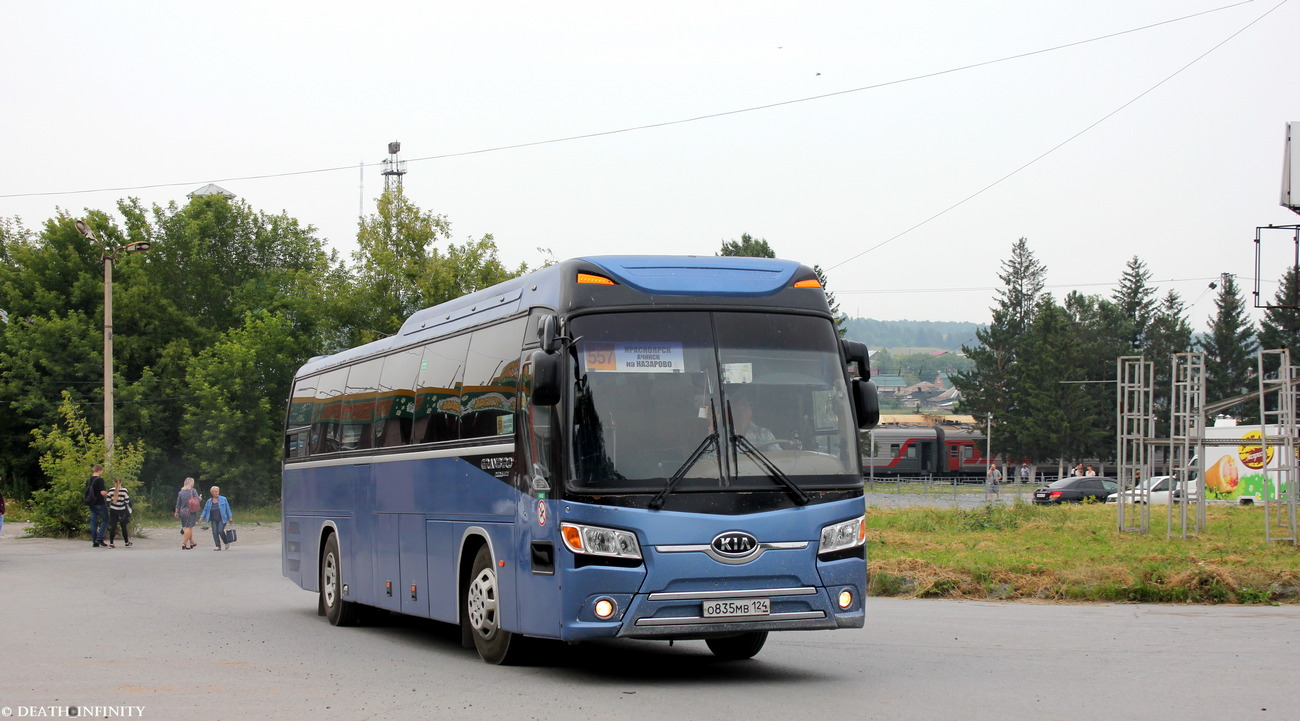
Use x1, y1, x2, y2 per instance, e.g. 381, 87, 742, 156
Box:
375, 347, 420, 447
311, 367, 348, 454
461, 319, 525, 439
341, 358, 381, 451
414, 335, 469, 444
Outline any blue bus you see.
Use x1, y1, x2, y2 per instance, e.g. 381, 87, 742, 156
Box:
282, 255, 879, 663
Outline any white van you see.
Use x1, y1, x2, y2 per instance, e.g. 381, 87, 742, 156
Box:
1106, 475, 1202, 505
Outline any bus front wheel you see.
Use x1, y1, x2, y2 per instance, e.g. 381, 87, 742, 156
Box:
463, 545, 525, 664
320, 534, 360, 627
705, 632, 768, 660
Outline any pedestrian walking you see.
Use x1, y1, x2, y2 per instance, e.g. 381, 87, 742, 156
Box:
985, 464, 1002, 498
105, 478, 132, 548
85, 464, 108, 548
174, 477, 201, 550
1019, 463, 1030, 484
201, 485, 233, 551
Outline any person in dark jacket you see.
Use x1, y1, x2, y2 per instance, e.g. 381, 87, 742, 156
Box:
87, 464, 108, 548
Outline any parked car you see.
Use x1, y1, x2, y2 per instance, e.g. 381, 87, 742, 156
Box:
1105, 475, 1202, 504
1032, 477, 1118, 504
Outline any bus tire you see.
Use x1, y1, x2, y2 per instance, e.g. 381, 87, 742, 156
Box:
321, 533, 360, 627
463, 544, 525, 664
705, 632, 768, 660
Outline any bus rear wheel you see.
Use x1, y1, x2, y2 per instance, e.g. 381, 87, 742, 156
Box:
463, 545, 525, 664
321, 534, 360, 627
705, 631, 768, 660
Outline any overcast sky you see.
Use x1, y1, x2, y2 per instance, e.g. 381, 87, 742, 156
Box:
3, 1, 1298, 327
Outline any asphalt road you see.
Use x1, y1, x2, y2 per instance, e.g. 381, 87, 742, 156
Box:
2, 522, 1297, 721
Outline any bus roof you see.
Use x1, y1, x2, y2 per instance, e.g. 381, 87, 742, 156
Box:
297, 255, 825, 378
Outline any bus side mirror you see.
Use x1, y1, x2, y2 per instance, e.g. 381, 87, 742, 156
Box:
531, 350, 562, 406
841, 339, 870, 379
852, 378, 879, 430
539, 315, 561, 354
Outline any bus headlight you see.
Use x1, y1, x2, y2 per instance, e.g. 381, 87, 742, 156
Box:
561, 523, 642, 559
819, 515, 866, 554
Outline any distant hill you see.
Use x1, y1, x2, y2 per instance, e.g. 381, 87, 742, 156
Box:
842, 318, 983, 352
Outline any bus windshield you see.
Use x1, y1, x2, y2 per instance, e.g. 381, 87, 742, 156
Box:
568, 311, 858, 494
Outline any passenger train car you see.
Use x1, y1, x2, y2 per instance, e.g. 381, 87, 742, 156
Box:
862, 423, 988, 476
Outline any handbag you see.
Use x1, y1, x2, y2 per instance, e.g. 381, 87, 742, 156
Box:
223, 527, 237, 544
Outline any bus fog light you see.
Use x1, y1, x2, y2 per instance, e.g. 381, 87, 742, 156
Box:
837, 589, 854, 609
593, 597, 617, 619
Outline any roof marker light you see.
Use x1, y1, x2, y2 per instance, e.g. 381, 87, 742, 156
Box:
577, 272, 616, 286
793, 278, 822, 289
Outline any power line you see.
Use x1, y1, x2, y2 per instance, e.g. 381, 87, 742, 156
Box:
827, 0, 1288, 272
835, 276, 1231, 295
0, 1, 1258, 201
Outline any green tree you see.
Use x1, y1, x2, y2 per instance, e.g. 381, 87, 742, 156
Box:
1060, 291, 1127, 459
1014, 298, 1109, 465
718, 233, 775, 258
813, 264, 847, 337
1112, 256, 1158, 352
26, 392, 147, 538
1144, 289, 1195, 434
1200, 274, 1257, 419
180, 312, 315, 505
953, 238, 1047, 460
1258, 265, 1300, 370
343, 192, 526, 347
0, 196, 344, 503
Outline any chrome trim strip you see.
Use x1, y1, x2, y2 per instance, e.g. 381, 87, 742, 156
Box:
635, 611, 825, 626
286, 443, 515, 470
654, 540, 808, 565
648, 587, 817, 601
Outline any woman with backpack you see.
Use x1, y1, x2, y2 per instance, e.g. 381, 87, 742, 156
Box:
173, 477, 201, 550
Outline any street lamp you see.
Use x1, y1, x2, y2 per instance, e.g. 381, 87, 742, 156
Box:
74, 220, 150, 456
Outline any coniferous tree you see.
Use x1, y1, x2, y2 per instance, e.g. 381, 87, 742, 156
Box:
813, 264, 847, 337
1113, 256, 1159, 352
1015, 297, 1108, 465
1258, 265, 1300, 371
953, 238, 1047, 461
1144, 290, 1195, 434
1200, 274, 1257, 420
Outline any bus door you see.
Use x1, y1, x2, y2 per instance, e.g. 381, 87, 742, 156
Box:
511, 354, 565, 639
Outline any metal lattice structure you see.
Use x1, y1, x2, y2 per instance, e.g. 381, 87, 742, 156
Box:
1257, 349, 1300, 545
1115, 356, 1153, 534
1167, 352, 1206, 538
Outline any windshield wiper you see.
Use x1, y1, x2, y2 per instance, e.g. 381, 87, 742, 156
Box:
732, 434, 810, 506
649, 432, 718, 510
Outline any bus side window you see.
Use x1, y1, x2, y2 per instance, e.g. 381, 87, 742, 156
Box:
414, 335, 469, 444
376, 347, 420, 447
312, 367, 348, 454
341, 358, 381, 451
461, 318, 526, 439
286, 376, 318, 458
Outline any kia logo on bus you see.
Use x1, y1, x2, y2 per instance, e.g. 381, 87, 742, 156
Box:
711, 532, 759, 558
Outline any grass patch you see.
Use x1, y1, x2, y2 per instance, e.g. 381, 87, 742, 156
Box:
131, 503, 281, 526
866, 501, 1300, 604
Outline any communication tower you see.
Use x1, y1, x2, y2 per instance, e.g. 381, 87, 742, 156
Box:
381, 141, 407, 195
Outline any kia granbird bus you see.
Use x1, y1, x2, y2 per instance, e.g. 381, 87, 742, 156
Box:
282, 255, 879, 663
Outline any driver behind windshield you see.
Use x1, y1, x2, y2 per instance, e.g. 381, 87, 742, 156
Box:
727, 393, 778, 451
